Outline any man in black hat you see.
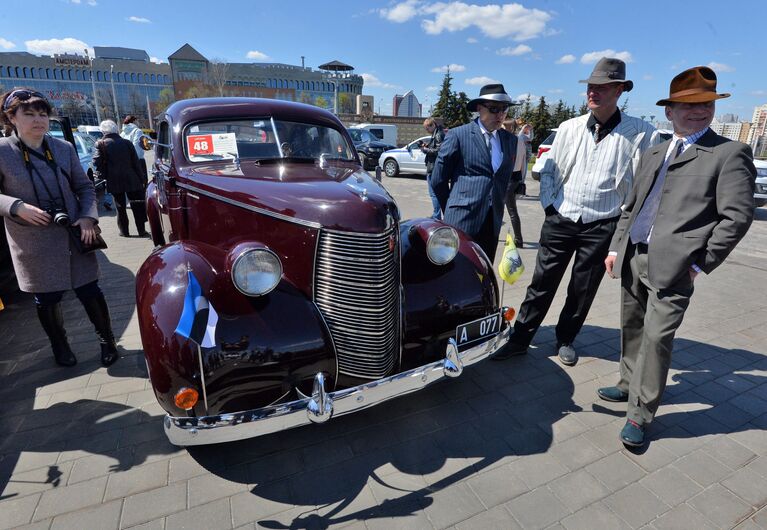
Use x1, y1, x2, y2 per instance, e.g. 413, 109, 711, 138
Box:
430, 84, 518, 260
493, 57, 660, 366
601, 66, 755, 447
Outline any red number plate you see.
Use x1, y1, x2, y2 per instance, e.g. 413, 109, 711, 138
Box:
187, 135, 214, 155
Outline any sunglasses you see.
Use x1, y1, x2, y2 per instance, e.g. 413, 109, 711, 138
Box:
482, 104, 509, 114
3, 89, 47, 111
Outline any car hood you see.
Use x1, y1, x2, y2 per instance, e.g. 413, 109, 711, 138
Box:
178, 162, 399, 233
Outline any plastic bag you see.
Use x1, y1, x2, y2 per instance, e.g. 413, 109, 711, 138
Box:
498, 233, 524, 285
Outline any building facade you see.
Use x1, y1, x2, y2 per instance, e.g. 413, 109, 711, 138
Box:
0, 48, 172, 127
392, 90, 421, 118
710, 120, 746, 142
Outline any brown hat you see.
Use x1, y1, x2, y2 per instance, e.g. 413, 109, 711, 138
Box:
579, 57, 633, 92
656, 66, 730, 106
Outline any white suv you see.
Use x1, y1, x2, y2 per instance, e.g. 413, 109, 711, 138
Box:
755, 159, 767, 208
531, 129, 557, 181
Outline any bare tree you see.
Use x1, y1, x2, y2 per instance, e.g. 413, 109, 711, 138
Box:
208, 59, 229, 97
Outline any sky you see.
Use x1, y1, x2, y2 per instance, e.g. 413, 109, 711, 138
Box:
1, 0, 765, 121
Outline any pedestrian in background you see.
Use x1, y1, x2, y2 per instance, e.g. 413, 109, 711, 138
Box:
93, 120, 148, 238
503, 118, 525, 248
493, 58, 660, 365
0, 88, 119, 367
431, 84, 518, 261
420, 117, 445, 220
602, 66, 755, 447
121, 115, 148, 181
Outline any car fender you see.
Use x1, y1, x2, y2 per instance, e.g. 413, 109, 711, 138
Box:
136, 241, 337, 417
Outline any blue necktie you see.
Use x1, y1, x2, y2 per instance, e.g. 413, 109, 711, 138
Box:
629, 139, 684, 245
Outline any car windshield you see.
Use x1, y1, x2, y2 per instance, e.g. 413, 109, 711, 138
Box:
184, 119, 355, 163
542, 132, 557, 145
347, 129, 377, 143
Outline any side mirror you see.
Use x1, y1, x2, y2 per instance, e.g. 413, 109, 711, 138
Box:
139, 135, 153, 151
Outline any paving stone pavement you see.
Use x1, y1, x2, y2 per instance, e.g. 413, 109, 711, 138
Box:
1, 171, 766, 530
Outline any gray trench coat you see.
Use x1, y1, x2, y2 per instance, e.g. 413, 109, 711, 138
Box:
0, 134, 99, 293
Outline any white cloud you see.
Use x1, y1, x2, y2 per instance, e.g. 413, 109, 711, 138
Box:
707, 61, 735, 73
361, 73, 400, 89
127, 16, 151, 23
150, 57, 164, 64
580, 49, 633, 64
465, 76, 500, 86
431, 63, 466, 73
466, 37, 478, 44
556, 54, 575, 64
515, 92, 541, 102
69, 0, 97, 5
420, 2, 552, 40
246, 50, 270, 61
379, 0, 420, 23
547, 88, 564, 94
0, 38, 15, 50
25, 37, 90, 56
497, 44, 532, 56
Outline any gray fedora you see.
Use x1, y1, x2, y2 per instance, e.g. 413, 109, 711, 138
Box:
579, 57, 633, 92
467, 84, 515, 112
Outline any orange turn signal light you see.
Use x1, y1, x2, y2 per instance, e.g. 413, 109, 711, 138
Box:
503, 307, 516, 322
174, 387, 199, 410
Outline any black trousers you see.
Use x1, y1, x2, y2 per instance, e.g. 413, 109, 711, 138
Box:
474, 209, 500, 263
511, 208, 618, 347
504, 172, 524, 245
114, 189, 147, 236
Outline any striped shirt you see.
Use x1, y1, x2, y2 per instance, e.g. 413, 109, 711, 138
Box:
542, 112, 661, 223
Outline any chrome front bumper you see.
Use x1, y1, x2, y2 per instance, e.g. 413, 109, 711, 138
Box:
164, 321, 511, 446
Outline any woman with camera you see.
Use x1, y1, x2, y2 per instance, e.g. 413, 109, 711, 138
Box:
0, 88, 119, 367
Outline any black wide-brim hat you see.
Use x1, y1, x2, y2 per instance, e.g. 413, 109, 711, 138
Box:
656, 66, 730, 106
467, 84, 515, 112
579, 57, 634, 92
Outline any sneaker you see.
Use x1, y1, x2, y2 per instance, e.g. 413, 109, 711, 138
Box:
557, 343, 577, 366
619, 419, 645, 447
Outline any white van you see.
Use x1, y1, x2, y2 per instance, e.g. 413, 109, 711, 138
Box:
349, 123, 398, 147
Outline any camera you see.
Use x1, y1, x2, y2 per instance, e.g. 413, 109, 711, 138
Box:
46, 207, 70, 227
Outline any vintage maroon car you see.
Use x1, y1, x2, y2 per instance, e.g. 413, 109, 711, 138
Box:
136, 98, 513, 446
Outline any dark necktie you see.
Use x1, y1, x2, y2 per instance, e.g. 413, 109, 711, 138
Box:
593, 123, 602, 143
629, 139, 684, 245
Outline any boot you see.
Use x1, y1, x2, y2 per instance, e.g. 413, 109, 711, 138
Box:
36, 304, 77, 367
80, 294, 119, 366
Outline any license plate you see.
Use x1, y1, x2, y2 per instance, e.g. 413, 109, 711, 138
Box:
455, 312, 502, 347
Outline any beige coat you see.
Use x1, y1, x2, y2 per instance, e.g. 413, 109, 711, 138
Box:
0, 134, 99, 293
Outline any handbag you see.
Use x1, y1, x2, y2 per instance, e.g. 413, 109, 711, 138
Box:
67, 223, 108, 254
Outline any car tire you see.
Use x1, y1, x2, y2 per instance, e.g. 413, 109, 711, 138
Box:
383, 159, 399, 177
358, 153, 367, 170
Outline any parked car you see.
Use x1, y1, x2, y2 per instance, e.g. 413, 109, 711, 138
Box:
77, 124, 103, 142
348, 123, 398, 147
72, 132, 100, 187
137, 97, 513, 446
530, 128, 557, 181
379, 135, 431, 177
755, 159, 767, 208
346, 127, 396, 170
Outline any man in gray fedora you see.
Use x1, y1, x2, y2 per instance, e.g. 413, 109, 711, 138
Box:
602, 66, 755, 447
431, 84, 518, 261
493, 57, 660, 364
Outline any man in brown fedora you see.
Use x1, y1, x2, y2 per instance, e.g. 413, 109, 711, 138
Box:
601, 66, 756, 447
493, 57, 660, 364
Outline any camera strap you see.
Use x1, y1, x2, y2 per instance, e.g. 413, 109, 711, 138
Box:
17, 138, 68, 210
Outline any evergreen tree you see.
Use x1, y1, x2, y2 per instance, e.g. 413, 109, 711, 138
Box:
530, 96, 550, 151
520, 95, 533, 124
453, 91, 471, 127
551, 99, 568, 127
578, 100, 589, 115
431, 70, 453, 120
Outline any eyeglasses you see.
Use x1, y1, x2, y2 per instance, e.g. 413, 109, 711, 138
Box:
482, 104, 509, 114
3, 89, 47, 111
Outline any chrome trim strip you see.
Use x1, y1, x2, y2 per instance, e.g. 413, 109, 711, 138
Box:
176, 182, 322, 229
164, 319, 510, 446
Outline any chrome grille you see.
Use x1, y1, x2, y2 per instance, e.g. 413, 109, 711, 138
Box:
315, 227, 400, 379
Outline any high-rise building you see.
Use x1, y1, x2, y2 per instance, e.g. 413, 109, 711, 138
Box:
711, 120, 746, 142
392, 90, 421, 117
747, 103, 767, 146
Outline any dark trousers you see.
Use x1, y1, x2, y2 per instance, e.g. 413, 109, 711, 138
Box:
619, 244, 693, 424
511, 208, 618, 347
474, 210, 500, 263
34, 280, 102, 307
505, 172, 524, 246
114, 189, 147, 236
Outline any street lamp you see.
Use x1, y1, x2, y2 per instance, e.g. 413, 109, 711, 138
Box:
85, 48, 101, 124
109, 64, 119, 121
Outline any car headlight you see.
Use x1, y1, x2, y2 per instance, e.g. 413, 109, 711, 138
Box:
426, 226, 459, 265
231, 248, 282, 296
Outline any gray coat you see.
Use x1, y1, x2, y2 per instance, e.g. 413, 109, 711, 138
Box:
0, 134, 99, 293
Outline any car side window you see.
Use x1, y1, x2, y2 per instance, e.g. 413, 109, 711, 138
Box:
157, 121, 170, 164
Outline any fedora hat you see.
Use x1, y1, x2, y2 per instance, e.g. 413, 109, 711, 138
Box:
656, 66, 730, 106
467, 84, 515, 112
579, 57, 633, 92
